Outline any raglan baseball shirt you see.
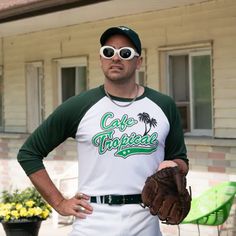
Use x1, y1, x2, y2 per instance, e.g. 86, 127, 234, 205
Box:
17, 85, 188, 196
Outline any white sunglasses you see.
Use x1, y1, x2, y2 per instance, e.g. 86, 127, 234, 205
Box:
100, 46, 139, 60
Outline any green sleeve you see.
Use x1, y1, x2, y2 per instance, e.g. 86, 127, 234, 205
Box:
17, 97, 79, 175
163, 99, 188, 164
17, 86, 105, 175
146, 87, 188, 164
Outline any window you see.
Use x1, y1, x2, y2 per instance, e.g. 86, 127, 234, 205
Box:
56, 57, 87, 103
0, 66, 3, 131
160, 44, 212, 136
61, 67, 86, 102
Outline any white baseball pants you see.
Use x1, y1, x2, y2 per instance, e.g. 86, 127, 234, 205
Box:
68, 203, 162, 236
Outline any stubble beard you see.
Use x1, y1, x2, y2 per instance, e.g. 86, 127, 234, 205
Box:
104, 70, 135, 85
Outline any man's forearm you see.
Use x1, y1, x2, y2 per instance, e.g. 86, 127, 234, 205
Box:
29, 169, 65, 210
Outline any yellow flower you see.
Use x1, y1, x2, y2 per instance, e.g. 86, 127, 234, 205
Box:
5, 203, 12, 210
33, 207, 43, 216
0, 187, 52, 221
11, 210, 19, 219
19, 207, 28, 217
16, 203, 23, 210
41, 209, 50, 219
25, 200, 35, 208
27, 208, 35, 217
0, 209, 10, 217
4, 214, 11, 221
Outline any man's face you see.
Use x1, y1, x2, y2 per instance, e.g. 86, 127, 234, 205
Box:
100, 34, 142, 83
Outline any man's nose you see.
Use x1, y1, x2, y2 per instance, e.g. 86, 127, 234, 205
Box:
112, 52, 121, 61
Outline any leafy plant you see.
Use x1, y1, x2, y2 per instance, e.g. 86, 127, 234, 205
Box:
0, 187, 52, 222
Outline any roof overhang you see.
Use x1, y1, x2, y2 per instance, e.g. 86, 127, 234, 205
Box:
0, 0, 109, 23
0, 0, 212, 37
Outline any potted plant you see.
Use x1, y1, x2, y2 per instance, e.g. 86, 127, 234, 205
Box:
0, 187, 52, 236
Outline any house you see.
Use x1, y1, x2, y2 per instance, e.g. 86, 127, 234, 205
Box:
0, 0, 236, 234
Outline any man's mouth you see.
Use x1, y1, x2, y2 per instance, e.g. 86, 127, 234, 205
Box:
110, 65, 123, 70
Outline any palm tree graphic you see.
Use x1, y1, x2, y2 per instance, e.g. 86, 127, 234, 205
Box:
138, 112, 157, 136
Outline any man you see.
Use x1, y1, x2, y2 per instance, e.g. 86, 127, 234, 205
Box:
17, 26, 188, 236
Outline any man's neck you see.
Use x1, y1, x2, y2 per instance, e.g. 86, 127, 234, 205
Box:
104, 80, 139, 98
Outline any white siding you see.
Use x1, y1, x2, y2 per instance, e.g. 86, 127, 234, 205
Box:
1, 0, 236, 137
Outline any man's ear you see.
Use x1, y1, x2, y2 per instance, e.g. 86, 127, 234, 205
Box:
136, 56, 143, 70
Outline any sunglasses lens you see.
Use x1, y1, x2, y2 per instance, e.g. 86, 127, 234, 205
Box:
103, 47, 115, 58
120, 48, 132, 59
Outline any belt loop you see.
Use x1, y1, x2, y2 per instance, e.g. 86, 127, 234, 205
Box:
97, 196, 101, 204
108, 195, 113, 205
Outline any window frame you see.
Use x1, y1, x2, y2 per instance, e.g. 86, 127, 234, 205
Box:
159, 42, 213, 136
25, 61, 44, 133
188, 50, 213, 136
55, 57, 88, 104
136, 49, 147, 86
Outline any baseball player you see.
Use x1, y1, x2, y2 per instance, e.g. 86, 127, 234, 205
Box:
17, 26, 189, 236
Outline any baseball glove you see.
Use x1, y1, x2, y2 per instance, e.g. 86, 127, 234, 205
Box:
141, 166, 191, 225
